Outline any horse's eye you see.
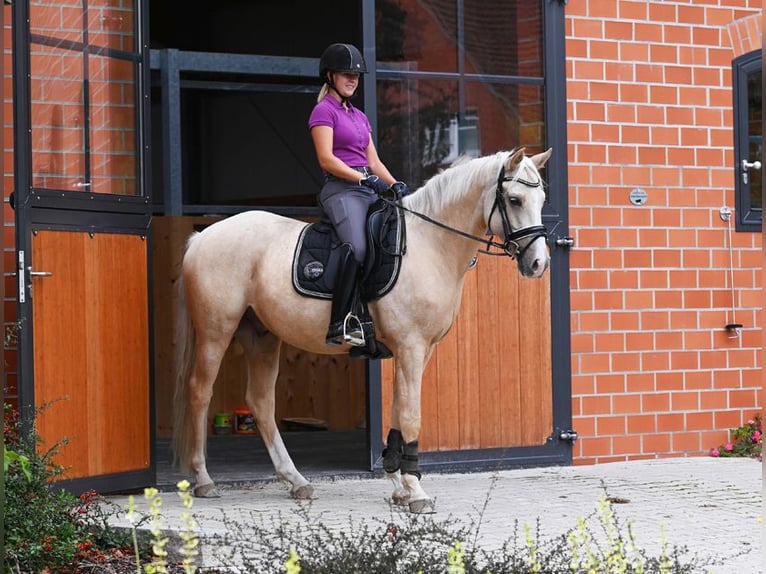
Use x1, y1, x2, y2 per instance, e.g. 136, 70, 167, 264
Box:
507, 196, 522, 207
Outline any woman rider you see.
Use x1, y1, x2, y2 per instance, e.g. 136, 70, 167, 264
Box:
309, 43, 410, 347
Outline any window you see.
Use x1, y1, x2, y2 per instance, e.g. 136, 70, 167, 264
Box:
733, 50, 762, 231
28, 0, 142, 196
374, 0, 547, 188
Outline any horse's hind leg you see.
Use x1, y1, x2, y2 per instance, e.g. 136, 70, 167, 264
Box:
236, 325, 314, 500
186, 338, 230, 498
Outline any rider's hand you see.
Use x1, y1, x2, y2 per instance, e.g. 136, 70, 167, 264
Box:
359, 175, 389, 196
390, 181, 412, 197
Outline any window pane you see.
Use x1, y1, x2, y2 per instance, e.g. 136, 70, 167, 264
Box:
89, 55, 138, 195
376, 0, 458, 73
747, 69, 762, 210
88, 0, 137, 53
464, 0, 543, 77
180, 87, 321, 207
377, 78, 546, 189
465, 81, 545, 154
30, 43, 86, 190
377, 78, 458, 186
30, 0, 83, 44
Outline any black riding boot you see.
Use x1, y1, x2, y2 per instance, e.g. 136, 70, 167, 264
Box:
326, 244, 365, 347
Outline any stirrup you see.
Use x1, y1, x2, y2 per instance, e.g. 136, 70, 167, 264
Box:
341, 312, 365, 347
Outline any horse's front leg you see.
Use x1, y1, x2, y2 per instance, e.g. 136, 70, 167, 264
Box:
238, 330, 313, 500
384, 346, 435, 514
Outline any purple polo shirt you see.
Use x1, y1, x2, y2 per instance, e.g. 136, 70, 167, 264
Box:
308, 96, 371, 167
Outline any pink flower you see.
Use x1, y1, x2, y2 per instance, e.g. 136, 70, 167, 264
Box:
748, 419, 756, 425
753, 431, 762, 442
724, 443, 734, 451
710, 448, 720, 457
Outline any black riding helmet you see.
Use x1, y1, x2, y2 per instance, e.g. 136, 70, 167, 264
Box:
319, 43, 367, 82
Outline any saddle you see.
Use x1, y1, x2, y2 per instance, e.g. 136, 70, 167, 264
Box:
292, 198, 406, 301
291, 198, 406, 360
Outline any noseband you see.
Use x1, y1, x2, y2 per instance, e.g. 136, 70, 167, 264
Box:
488, 160, 548, 259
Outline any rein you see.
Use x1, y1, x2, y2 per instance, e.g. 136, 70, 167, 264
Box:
380, 157, 548, 259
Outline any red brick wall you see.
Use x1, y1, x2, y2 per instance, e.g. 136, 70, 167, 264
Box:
566, 0, 763, 464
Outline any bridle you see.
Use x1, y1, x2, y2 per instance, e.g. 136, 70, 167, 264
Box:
381, 155, 548, 259
486, 158, 548, 258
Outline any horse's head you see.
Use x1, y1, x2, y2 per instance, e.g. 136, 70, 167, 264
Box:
485, 148, 552, 278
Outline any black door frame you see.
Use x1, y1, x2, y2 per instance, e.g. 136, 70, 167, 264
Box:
12, 0, 154, 493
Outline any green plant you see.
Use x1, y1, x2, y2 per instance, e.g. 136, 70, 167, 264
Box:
191, 494, 713, 573
4, 404, 82, 572
125, 481, 201, 574
3, 404, 149, 573
710, 413, 762, 459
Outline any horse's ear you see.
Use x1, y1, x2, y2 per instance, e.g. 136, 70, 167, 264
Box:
530, 148, 553, 169
507, 147, 526, 170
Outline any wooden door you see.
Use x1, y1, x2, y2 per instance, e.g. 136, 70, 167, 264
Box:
381, 256, 553, 452
31, 231, 150, 479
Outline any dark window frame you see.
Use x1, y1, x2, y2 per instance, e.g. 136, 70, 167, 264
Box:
733, 49, 762, 231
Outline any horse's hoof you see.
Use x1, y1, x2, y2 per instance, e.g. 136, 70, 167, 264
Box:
392, 490, 410, 506
193, 483, 221, 498
408, 498, 436, 514
291, 484, 315, 500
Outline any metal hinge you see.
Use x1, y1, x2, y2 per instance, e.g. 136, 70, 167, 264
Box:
18, 250, 25, 303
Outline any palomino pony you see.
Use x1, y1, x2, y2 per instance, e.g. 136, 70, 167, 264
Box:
173, 147, 552, 513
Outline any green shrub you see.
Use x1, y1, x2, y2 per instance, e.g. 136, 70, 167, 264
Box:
3, 404, 145, 573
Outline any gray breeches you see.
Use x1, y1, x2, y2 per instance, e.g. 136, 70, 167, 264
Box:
319, 179, 378, 263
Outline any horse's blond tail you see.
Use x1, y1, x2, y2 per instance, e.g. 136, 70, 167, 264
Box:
172, 235, 199, 474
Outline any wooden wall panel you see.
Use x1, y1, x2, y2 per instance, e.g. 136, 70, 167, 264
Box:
456, 264, 481, 449
152, 217, 365, 439
381, 258, 553, 452
32, 231, 150, 479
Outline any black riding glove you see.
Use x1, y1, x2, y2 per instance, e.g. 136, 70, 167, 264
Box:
360, 175, 389, 196
390, 181, 412, 197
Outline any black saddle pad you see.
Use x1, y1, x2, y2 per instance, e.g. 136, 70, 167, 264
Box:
292, 199, 406, 301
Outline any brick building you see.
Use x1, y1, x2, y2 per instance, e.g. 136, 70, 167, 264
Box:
2, 0, 762, 491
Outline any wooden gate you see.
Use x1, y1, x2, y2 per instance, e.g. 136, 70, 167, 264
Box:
31, 231, 150, 479
381, 255, 553, 452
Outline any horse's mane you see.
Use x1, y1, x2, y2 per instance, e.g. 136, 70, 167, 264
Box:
404, 151, 509, 216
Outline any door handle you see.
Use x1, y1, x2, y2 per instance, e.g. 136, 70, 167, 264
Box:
28, 268, 53, 277
554, 236, 574, 249
741, 159, 762, 184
